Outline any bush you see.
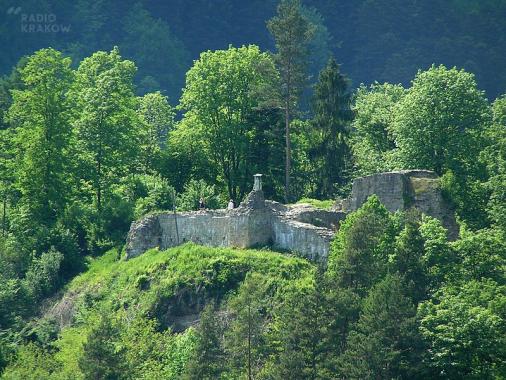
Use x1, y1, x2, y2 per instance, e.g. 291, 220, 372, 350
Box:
23, 248, 64, 301
177, 179, 223, 211
134, 175, 176, 218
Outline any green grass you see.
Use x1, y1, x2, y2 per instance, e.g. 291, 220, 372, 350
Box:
295, 198, 335, 210
43, 243, 314, 378
65, 243, 314, 327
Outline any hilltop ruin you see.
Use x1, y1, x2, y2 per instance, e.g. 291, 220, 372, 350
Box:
125, 170, 458, 262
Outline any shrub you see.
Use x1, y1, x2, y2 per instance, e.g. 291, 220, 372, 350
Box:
177, 179, 223, 211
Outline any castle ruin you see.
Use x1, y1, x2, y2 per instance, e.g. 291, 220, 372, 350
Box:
125, 170, 457, 263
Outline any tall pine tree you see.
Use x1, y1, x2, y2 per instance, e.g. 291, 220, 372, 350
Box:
267, 0, 315, 202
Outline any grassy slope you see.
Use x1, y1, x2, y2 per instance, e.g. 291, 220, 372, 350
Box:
36, 243, 314, 378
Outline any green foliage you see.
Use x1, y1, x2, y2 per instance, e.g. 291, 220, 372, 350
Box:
122, 3, 190, 96
418, 215, 457, 289
133, 174, 176, 218
351, 82, 405, 175
184, 302, 224, 379
23, 248, 64, 301
7, 48, 74, 225
308, 58, 353, 197
137, 91, 175, 173
78, 314, 127, 380
483, 96, 506, 232
295, 198, 334, 210
70, 47, 139, 212
452, 228, 506, 285
1, 343, 59, 380
390, 215, 429, 303
177, 179, 222, 211
328, 195, 398, 296
267, 270, 327, 379
224, 272, 270, 379
267, 0, 316, 201
178, 45, 279, 200
1, 9, 506, 379
419, 280, 506, 379
393, 65, 490, 176
267, 0, 314, 105
0, 245, 312, 379
339, 274, 423, 379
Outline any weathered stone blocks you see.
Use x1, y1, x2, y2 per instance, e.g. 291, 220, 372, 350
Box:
125, 171, 458, 263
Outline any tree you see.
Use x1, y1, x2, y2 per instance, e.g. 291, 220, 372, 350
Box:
178, 45, 278, 200
393, 65, 490, 176
390, 214, 429, 304
339, 274, 426, 379
70, 47, 139, 212
309, 58, 353, 197
267, 0, 315, 202
271, 270, 328, 379
327, 195, 397, 297
351, 82, 405, 175
483, 95, 506, 232
79, 314, 127, 380
122, 2, 190, 97
184, 302, 225, 379
419, 280, 506, 379
7, 48, 74, 225
224, 272, 269, 379
137, 91, 175, 173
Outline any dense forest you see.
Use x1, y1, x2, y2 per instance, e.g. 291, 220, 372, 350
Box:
2, 0, 506, 101
0, 0, 505, 379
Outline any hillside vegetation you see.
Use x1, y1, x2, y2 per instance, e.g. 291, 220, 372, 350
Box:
2, 244, 313, 379
1, 0, 506, 378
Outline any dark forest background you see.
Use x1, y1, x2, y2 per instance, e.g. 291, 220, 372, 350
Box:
1, 0, 505, 103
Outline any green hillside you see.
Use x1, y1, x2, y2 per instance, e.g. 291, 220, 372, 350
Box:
2, 244, 313, 379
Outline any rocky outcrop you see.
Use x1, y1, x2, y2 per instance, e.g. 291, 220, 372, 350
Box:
126, 171, 458, 263
342, 170, 458, 239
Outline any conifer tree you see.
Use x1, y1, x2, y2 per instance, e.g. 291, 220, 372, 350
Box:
267, 0, 315, 202
273, 269, 327, 379
310, 58, 353, 197
184, 302, 225, 380
339, 274, 425, 379
79, 315, 127, 380
225, 273, 268, 379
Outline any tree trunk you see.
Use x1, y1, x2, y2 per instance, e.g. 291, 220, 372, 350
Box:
284, 102, 291, 203
248, 301, 252, 380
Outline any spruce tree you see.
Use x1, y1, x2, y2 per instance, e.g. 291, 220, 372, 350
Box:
79, 315, 127, 380
310, 58, 353, 198
338, 274, 425, 379
273, 269, 327, 379
224, 273, 268, 379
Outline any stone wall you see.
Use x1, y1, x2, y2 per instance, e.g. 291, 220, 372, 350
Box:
125, 170, 458, 263
342, 170, 458, 239
125, 191, 345, 263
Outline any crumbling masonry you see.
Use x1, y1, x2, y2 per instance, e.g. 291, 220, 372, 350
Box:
125, 170, 458, 263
